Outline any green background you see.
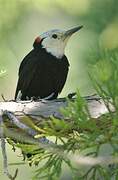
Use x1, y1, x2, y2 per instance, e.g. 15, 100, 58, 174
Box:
0, 0, 118, 179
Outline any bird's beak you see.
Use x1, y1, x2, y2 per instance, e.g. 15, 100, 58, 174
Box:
63, 25, 83, 40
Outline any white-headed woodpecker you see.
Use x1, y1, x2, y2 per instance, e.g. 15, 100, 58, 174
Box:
15, 26, 83, 100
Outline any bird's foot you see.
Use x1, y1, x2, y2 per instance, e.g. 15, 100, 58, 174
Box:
43, 93, 55, 100
38, 93, 55, 103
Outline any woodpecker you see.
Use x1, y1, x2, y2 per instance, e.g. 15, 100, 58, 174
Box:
15, 26, 83, 100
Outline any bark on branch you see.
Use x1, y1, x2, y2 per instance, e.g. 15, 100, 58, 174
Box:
0, 96, 114, 120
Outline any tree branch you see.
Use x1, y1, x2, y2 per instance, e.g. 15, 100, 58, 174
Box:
0, 110, 18, 180
0, 95, 114, 120
0, 95, 116, 179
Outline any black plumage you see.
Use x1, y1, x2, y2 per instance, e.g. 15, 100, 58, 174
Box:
15, 41, 69, 100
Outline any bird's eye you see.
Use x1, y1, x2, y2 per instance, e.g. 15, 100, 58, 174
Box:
52, 34, 58, 39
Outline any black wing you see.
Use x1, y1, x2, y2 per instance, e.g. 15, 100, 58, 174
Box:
15, 50, 39, 99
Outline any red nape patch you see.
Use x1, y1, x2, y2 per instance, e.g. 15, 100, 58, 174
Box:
35, 36, 41, 43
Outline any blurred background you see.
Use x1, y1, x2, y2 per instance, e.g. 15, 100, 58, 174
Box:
0, 0, 118, 179
0, 0, 117, 101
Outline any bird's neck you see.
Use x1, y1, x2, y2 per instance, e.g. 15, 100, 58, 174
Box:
33, 42, 65, 59
44, 46, 64, 59
41, 39, 65, 59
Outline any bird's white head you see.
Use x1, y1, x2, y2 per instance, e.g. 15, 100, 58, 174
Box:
34, 26, 83, 59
